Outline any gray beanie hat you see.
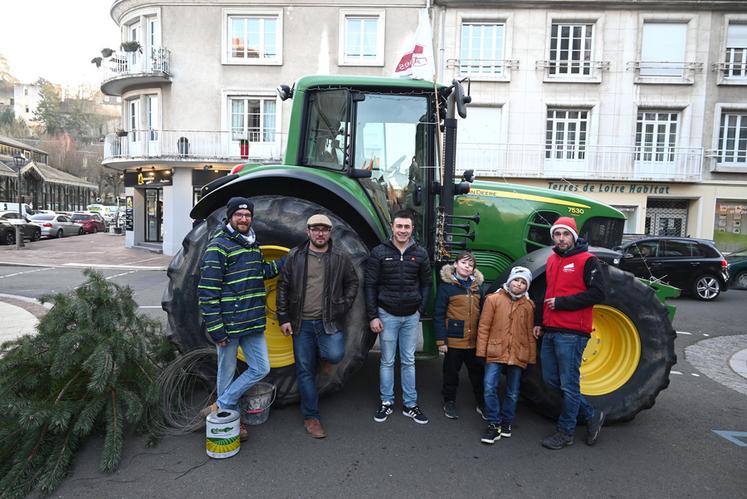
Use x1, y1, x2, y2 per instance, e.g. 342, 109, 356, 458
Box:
505, 266, 532, 289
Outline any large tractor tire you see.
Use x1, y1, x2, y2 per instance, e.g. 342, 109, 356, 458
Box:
162, 195, 373, 406
518, 263, 676, 423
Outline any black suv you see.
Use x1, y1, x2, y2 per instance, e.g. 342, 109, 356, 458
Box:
614, 236, 730, 301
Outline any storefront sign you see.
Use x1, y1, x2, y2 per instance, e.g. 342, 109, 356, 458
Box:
547, 182, 671, 195
125, 196, 134, 231
124, 170, 173, 187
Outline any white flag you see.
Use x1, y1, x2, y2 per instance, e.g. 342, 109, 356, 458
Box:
393, 9, 436, 81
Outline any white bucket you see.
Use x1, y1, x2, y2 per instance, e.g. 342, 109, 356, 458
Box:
205, 409, 240, 459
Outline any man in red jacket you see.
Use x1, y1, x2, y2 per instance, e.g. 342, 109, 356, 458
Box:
533, 216, 606, 450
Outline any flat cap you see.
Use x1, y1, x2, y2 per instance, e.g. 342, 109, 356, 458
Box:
306, 214, 332, 227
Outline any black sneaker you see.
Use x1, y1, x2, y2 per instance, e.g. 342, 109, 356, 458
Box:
373, 402, 393, 422
541, 431, 574, 450
481, 423, 501, 444
403, 405, 429, 424
476, 404, 487, 421
443, 400, 458, 419
500, 423, 512, 438
586, 409, 605, 446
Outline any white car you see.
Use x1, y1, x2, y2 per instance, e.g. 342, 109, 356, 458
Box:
29, 213, 83, 238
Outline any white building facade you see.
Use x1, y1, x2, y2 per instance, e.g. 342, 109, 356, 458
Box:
101, 0, 747, 255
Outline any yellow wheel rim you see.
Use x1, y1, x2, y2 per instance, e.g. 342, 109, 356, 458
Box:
580, 305, 641, 396
237, 245, 294, 368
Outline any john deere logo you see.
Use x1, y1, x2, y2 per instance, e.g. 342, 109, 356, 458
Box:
210, 426, 234, 434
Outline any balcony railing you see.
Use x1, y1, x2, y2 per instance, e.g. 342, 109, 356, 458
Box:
446, 58, 519, 79
711, 62, 747, 82
627, 61, 703, 83
536, 59, 610, 81
101, 48, 172, 95
455, 144, 703, 182
103, 47, 171, 80
103, 129, 284, 163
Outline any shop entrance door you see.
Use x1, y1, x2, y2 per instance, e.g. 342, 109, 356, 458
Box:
145, 189, 163, 242
645, 199, 688, 237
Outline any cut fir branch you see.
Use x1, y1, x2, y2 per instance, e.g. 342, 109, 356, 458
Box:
0, 269, 174, 498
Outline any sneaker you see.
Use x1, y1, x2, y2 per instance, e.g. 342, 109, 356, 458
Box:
476, 404, 487, 421
541, 431, 574, 450
403, 405, 429, 424
239, 422, 249, 442
481, 423, 501, 444
443, 400, 458, 419
500, 423, 512, 438
373, 402, 393, 423
586, 409, 605, 446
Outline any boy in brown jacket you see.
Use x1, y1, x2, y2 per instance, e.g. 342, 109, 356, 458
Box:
477, 266, 536, 444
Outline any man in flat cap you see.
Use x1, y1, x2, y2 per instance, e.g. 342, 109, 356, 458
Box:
198, 196, 284, 441
276, 213, 359, 438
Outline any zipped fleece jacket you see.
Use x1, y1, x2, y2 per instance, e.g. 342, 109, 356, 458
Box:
476, 289, 536, 368
198, 226, 282, 342
433, 264, 484, 349
275, 239, 359, 335
365, 238, 431, 319
536, 239, 605, 336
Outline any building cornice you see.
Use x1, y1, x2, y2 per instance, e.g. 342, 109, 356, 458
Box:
432, 0, 747, 10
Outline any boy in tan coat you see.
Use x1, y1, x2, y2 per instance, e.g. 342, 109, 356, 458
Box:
476, 266, 536, 444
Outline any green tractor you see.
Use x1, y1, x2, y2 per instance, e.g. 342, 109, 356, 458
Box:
163, 75, 676, 423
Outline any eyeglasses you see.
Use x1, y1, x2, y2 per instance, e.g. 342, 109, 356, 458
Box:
308, 226, 331, 233
233, 213, 252, 220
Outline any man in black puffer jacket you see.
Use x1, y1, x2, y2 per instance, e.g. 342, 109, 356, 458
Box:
366, 209, 431, 425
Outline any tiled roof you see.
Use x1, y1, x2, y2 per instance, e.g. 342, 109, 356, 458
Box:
21, 161, 97, 189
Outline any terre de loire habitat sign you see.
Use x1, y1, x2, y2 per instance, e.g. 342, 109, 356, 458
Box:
547, 182, 671, 195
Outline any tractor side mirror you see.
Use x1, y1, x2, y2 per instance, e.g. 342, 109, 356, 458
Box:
349, 168, 372, 179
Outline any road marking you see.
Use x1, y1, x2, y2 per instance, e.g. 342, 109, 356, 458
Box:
0, 268, 50, 279
671, 370, 683, 375
106, 270, 138, 280
712, 430, 747, 447
703, 333, 710, 337
691, 373, 701, 377
138, 306, 162, 309
676, 331, 692, 335
124, 255, 166, 266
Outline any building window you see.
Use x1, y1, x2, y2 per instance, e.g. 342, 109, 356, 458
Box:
146, 95, 159, 141
339, 10, 385, 66
230, 97, 276, 143
459, 22, 505, 76
635, 111, 678, 162
717, 111, 747, 164
545, 109, 588, 160
549, 22, 593, 76
224, 12, 281, 64
724, 23, 747, 79
640, 22, 687, 77
127, 98, 139, 142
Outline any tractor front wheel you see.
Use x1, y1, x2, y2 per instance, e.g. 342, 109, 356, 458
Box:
520, 264, 676, 423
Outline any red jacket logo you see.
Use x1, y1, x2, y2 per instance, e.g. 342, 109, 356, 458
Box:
562, 262, 575, 272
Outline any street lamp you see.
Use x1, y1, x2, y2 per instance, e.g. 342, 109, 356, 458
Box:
12, 153, 27, 248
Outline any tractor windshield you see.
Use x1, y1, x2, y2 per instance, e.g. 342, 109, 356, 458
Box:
355, 94, 432, 243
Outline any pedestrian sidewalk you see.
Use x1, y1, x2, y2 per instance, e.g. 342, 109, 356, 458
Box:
0, 232, 172, 270
0, 233, 173, 343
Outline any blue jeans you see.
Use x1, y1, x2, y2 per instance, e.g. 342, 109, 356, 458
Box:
483, 362, 523, 425
292, 320, 345, 420
540, 331, 594, 434
216, 333, 271, 411
378, 308, 420, 407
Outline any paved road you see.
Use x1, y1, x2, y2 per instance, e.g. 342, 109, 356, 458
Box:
1, 236, 745, 498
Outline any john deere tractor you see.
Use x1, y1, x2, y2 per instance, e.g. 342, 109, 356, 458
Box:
163, 75, 676, 423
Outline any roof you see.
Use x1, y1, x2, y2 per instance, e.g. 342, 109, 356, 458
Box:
0, 160, 15, 177
0, 135, 48, 156
20, 161, 98, 189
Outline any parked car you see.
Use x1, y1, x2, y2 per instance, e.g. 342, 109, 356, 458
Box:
29, 213, 83, 238
71, 212, 107, 234
0, 219, 18, 245
725, 248, 747, 290
0, 211, 42, 242
613, 236, 729, 301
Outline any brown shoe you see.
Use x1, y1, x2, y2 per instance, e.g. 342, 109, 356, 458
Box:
199, 402, 218, 419
304, 418, 327, 438
239, 423, 249, 442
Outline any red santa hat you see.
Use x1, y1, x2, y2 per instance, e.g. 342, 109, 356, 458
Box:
550, 216, 578, 241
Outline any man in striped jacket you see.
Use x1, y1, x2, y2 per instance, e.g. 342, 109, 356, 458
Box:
198, 197, 283, 440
